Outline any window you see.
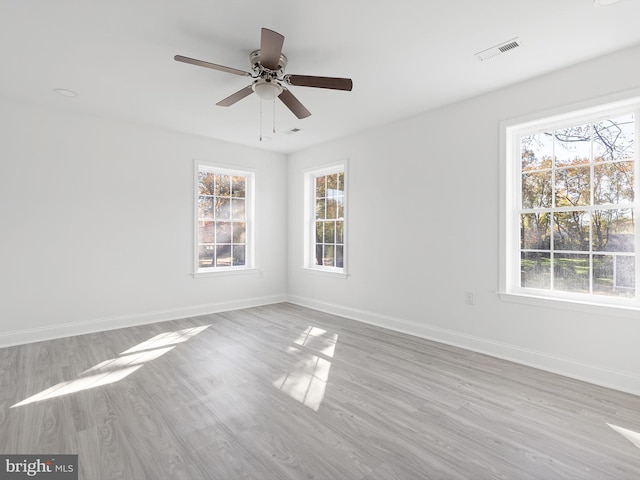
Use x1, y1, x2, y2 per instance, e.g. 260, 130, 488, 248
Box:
304, 164, 347, 275
502, 99, 639, 309
195, 163, 254, 274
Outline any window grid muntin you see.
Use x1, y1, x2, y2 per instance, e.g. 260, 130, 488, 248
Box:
196, 165, 252, 272
517, 110, 637, 300
311, 168, 345, 270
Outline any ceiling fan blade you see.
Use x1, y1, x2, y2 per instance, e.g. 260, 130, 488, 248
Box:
285, 75, 353, 91
260, 28, 285, 70
278, 89, 311, 119
174, 55, 251, 77
216, 85, 254, 107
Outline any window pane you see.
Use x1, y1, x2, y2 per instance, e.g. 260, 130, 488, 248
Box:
555, 166, 590, 207
593, 254, 635, 297
315, 245, 323, 266
336, 221, 344, 244
327, 174, 338, 195
594, 162, 634, 205
315, 198, 326, 219
232, 222, 246, 244
592, 209, 635, 252
231, 198, 245, 219
554, 124, 591, 167
215, 197, 231, 219
336, 245, 344, 268
199, 221, 214, 243
326, 199, 338, 219
521, 252, 550, 289
337, 194, 345, 218
522, 171, 552, 208
316, 176, 326, 198
215, 222, 231, 244
198, 197, 214, 220
215, 245, 231, 267
323, 245, 335, 267
616, 256, 635, 289
231, 176, 245, 198
215, 174, 231, 196
324, 221, 335, 244
554, 253, 589, 293
232, 245, 245, 266
554, 212, 589, 251
199, 172, 215, 195
198, 246, 214, 268
521, 213, 550, 250
594, 114, 635, 163
521, 133, 553, 171
338, 172, 344, 193
315, 222, 323, 243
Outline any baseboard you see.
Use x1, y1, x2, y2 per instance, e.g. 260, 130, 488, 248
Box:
0, 294, 287, 348
286, 295, 640, 396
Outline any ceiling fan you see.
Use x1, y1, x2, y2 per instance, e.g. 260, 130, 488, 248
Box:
175, 27, 353, 119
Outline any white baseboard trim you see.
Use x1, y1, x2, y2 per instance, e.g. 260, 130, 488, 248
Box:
0, 294, 287, 348
287, 295, 640, 396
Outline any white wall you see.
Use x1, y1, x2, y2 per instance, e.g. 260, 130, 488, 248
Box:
287, 44, 640, 395
0, 97, 288, 346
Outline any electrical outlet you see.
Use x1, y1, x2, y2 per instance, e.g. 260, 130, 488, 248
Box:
464, 291, 475, 305
258, 270, 264, 279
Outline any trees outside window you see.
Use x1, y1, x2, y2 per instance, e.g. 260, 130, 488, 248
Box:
196, 164, 253, 273
305, 164, 347, 275
506, 106, 638, 306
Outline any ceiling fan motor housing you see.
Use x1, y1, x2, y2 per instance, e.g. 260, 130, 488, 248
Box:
250, 50, 287, 78
249, 49, 288, 100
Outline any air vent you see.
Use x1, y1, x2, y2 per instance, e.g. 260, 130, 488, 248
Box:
474, 37, 521, 61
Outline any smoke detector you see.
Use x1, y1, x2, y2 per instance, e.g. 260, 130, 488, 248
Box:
474, 37, 521, 61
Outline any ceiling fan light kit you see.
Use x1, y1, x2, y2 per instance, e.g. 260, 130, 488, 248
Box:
174, 27, 353, 123
253, 80, 283, 100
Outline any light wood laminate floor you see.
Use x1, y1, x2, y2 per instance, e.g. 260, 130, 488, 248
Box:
1, 303, 639, 479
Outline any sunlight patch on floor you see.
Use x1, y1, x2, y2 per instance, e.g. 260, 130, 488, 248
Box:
11, 366, 144, 407
120, 325, 209, 355
11, 325, 209, 408
82, 346, 175, 374
274, 326, 338, 411
608, 423, 640, 450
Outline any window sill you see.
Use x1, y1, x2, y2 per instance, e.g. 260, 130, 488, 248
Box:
302, 267, 349, 279
497, 291, 639, 319
193, 267, 259, 278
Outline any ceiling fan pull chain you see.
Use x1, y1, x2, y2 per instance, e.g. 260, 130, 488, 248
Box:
259, 98, 263, 141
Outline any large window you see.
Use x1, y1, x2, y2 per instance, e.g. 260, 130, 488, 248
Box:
304, 164, 347, 275
195, 163, 254, 273
503, 100, 639, 308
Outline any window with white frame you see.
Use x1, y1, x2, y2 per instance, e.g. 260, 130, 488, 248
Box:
502, 100, 639, 308
305, 164, 346, 273
195, 163, 254, 273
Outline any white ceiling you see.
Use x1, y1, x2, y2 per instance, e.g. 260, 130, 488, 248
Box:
2, 0, 640, 154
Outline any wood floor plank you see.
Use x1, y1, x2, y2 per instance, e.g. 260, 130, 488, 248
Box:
1, 302, 639, 479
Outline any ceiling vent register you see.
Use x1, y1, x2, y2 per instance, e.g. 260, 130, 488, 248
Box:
474, 37, 521, 61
